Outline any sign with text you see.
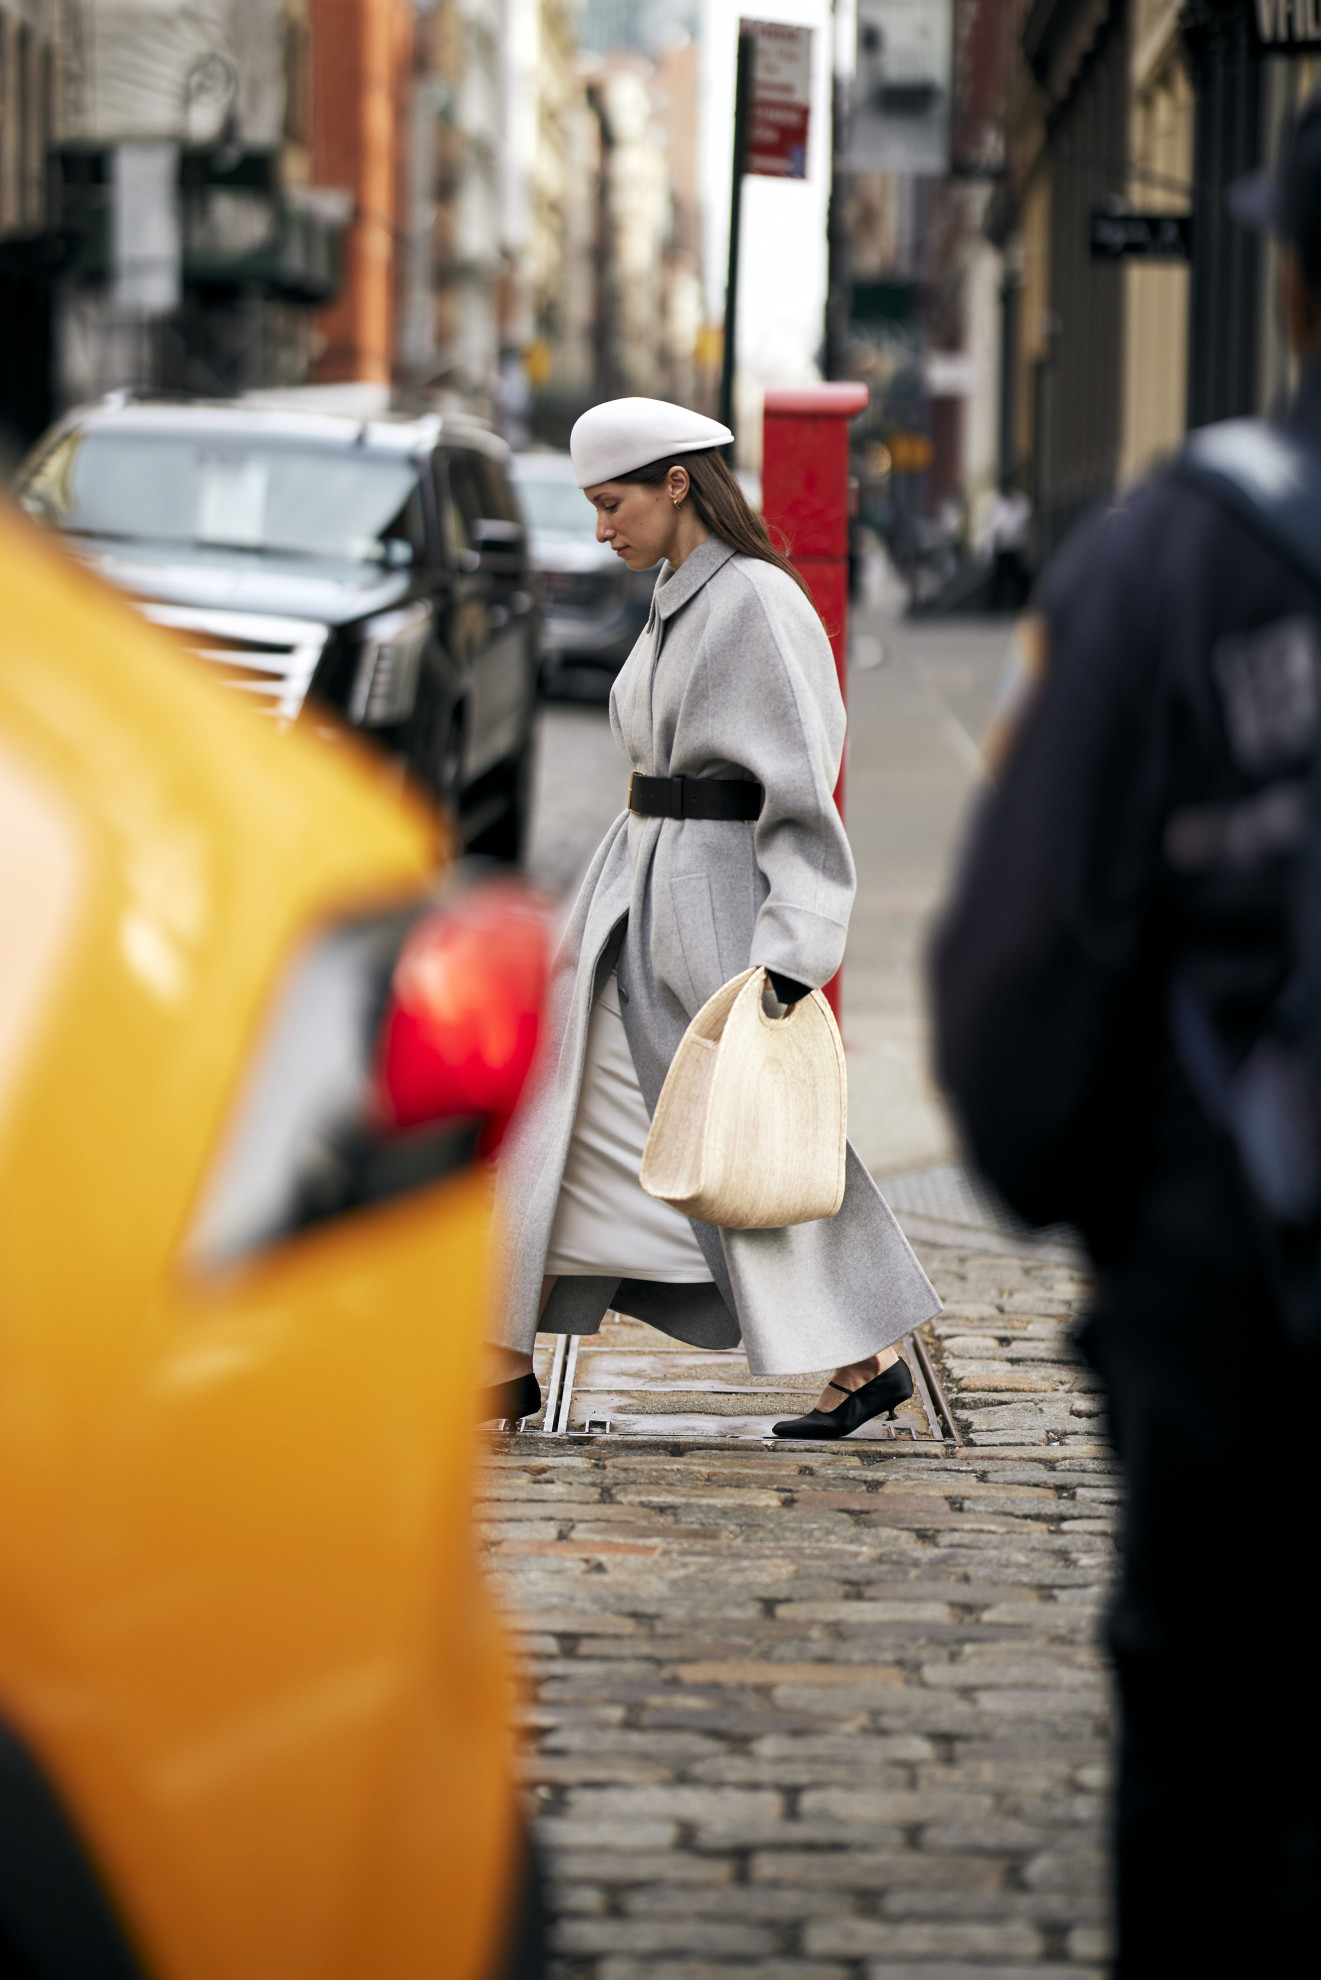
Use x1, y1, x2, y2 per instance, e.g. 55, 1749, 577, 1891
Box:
1090, 211, 1193, 261
1250, 0, 1321, 52
113, 142, 181, 314
848, 0, 951, 177
741, 20, 813, 180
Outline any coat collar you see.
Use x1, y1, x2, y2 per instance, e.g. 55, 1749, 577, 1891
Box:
652, 534, 737, 622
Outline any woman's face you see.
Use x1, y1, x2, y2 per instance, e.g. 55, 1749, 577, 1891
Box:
585, 467, 690, 570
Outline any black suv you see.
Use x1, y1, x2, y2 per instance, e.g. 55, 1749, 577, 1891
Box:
15, 398, 540, 859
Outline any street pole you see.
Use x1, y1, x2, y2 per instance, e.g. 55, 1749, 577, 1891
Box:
718, 30, 754, 444
1182, 0, 1264, 427
823, 0, 849, 382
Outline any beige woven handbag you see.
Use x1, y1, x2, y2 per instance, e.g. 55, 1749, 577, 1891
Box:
639, 966, 847, 1228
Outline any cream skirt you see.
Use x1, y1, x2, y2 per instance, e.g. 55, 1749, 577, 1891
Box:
544, 973, 714, 1281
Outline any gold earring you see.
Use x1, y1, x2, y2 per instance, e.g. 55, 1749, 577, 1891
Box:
673, 497, 681, 509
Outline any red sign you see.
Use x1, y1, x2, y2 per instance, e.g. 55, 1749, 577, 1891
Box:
742, 19, 813, 180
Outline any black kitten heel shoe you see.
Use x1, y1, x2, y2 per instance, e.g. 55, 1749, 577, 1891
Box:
480, 1371, 542, 1426
772, 1357, 915, 1440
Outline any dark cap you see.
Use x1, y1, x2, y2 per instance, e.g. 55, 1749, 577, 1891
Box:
1231, 89, 1321, 288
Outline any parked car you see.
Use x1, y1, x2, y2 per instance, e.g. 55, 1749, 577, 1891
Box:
13, 397, 540, 860
0, 501, 547, 1980
510, 450, 654, 697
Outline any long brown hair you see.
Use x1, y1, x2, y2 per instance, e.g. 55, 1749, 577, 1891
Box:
615, 449, 819, 613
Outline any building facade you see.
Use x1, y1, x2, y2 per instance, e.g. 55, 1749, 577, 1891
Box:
398, 0, 691, 439
54, 0, 348, 405
995, 0, 1321, 566
1, 0, 714, 454
842, 0, 1017, 560
402, 0, 509, 413
310, 0, 412, 386
838, 1, 1321, 577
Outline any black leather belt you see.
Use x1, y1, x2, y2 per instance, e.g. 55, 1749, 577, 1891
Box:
628, 772, 763, 821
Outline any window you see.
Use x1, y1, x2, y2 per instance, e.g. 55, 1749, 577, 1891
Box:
20, 430, 427, 568
437, 450, 480, 560
470, 452, 521, 525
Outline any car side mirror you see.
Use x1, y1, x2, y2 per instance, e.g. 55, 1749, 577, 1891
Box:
470, 518, 524, 560
19, 492, 59, 527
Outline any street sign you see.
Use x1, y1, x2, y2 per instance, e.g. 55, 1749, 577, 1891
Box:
1090, 211, 1193, 261
112, 142, 181, 315
1249, 0, 1321, 52
848, 0, 951, 177
740, 19, 813, 180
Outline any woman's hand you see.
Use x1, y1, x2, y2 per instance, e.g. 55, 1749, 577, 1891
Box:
762, 969, 810, 1017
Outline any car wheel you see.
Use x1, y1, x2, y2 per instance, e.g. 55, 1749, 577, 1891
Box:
403, 670, 465, 820
471, 725, 535, 864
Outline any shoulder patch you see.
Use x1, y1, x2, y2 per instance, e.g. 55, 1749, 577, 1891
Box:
1212, 615, 1321, 772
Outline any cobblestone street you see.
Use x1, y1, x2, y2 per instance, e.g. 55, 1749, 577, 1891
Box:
482, 1230, 1119, 1979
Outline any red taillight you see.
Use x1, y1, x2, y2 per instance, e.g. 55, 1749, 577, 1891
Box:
375, 884, 550, 1141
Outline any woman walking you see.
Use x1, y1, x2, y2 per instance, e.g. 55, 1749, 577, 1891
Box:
485, 397, 938, 1439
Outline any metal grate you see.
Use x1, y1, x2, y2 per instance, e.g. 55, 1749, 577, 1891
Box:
509, 1322, 960, 1448
491, 1162, 1077, 1446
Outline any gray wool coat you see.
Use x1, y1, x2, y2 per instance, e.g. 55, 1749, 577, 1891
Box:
491, 534, 939, 1376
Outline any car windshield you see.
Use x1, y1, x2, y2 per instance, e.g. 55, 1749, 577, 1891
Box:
512, 470, 596, 536
19, 430, 424, 566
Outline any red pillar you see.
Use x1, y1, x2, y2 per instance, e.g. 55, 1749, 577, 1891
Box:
761, 381, 869, 1018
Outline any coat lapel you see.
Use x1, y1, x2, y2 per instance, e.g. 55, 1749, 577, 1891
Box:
653, 536, 737, 623
612, 538, 739, 770
647, 537, 737, 754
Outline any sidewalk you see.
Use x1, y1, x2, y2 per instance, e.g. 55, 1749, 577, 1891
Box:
481, 1230, 1118, 1979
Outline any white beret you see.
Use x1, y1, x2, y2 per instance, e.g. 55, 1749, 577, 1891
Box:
570, 397, 734, 489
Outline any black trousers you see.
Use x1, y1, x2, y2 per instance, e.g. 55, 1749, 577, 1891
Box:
1082, 1251, 1321, 1974
988, 547, 1030, 612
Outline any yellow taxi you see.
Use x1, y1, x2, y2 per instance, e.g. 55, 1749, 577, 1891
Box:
0, 500, 546, 1979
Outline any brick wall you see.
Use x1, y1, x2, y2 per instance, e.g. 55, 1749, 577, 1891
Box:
311, 0, 413, 381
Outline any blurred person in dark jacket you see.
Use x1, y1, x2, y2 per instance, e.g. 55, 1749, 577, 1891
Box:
932, 102, 1321, 1975
982, 478, 1032, 613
